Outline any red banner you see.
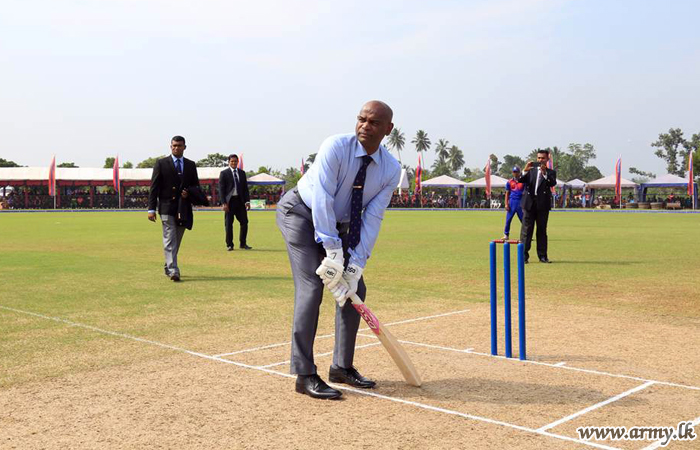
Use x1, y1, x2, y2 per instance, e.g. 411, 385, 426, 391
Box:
48, 156, 56, 197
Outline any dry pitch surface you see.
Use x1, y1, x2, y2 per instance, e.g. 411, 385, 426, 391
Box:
1, 210, 699, 449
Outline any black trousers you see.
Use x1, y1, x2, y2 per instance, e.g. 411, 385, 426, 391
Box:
225, 196, 249, 247
519, 205, 549, 261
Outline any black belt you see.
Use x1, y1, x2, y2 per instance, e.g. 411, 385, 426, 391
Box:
292, 188, 348, 234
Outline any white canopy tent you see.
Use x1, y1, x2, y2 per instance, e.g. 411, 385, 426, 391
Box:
422, 175, 469, 188
247, 173, 285, 185
586, 175, 638, 208
586, 175, 638, 189
465, 174, 509, 188
567, 178, 587, 190
419, 175, 469, 208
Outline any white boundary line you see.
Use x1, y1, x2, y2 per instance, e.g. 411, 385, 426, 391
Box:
213, 308, 470, 358
537, 381, 656, 432
0, 304, 619, 450
642, 415, 700, 450
355, 334, 700, 392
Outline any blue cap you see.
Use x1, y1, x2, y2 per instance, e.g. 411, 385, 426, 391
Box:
512, 166, 521, 172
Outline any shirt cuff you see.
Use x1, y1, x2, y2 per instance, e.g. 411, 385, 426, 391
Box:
148, 210, 156, 214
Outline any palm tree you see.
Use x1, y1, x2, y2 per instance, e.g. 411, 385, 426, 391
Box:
386, 128, 405, 165
411, 130, 431, 165
447, 145, 465, 172
435, 139, 450, 162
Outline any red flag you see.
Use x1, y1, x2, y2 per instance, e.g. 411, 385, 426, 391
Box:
484, 158, 491, 198
689, 151, 694, 196
48, 156, 56, 197
614, 155, 622, 203
113, 156, 120, 193
415, 154, 422, 195
239, 153, 244, 170
300, 157, 305, 175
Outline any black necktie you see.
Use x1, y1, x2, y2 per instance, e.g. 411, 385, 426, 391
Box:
348, 155, 373, 249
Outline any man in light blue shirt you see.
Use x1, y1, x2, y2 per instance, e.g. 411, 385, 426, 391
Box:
276, 101, 400, 399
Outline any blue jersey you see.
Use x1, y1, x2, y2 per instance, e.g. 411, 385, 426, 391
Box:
506, 179, 524, 202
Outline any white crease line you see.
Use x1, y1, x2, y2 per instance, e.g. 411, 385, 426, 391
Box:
213, 341, 291, 357
258, 342, 383, 369
537, 381, 656, 432
642, 415, 700, 450
554, 362, 567, 367
1, 304, 619, 450
213, 308, 470, 358
355, 334, 700, 392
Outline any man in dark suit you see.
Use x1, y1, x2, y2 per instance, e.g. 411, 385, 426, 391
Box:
148, 136, 201, 281
518, 149, 557, 263
218, 154, 252, 251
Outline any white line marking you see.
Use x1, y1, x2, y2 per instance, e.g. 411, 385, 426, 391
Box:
213, 308, 470, 357
1, 304, 619, 450
537, 381, 656, 432
213, 341, 292, 358
354, 335, 700, 392
465, 348, 475, 352
642, 415, 700, 450
554, 362, 567, 367
258, 342, 383, 369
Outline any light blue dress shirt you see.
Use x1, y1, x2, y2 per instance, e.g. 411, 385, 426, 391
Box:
297, 133, 401, 268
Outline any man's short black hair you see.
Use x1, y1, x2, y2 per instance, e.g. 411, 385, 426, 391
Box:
229, 154, 238, 161
537, 149, 550, 155
171, 135, 186, 145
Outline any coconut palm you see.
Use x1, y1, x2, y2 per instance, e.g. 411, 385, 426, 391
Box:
386, 128, 405, 165
447, 145, 465, 172
435, 139, 450, 162
411, 130, 431, 165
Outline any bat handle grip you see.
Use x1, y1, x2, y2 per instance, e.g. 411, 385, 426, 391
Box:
349, 293, 364, 305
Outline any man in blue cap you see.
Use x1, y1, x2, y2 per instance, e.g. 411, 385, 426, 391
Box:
502, 166, 524, 240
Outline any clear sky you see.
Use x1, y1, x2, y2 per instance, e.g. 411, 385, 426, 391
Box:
1, 0, 698, 177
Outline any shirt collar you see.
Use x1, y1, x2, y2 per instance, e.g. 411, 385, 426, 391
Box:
171, 155, 182, 163
354, 140, 382, 165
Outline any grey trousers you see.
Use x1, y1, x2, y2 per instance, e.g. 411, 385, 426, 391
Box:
161, 214, 186, 276
276, 189, 367, 376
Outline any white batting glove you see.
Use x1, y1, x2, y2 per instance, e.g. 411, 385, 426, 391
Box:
315, 248, 345, 289
328, 277, 350, 307
342, 263, 363, 301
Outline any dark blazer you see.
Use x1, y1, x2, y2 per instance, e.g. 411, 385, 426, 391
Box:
218, 168, 250, 205
518, 168, 557, 211
177, 185, 210, 230
148, 156, 200, 216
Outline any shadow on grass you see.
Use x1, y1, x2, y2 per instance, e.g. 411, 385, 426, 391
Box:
550, 260, 641, 265
180, 275, 290, 282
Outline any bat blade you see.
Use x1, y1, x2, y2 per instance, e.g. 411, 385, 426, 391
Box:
350, 294, 422, 387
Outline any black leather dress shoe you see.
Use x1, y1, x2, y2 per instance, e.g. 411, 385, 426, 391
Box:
170, 274, 181, 282
227, 246, 234, 251
295, 374, 342, 399
240, 244, 252, 250
539, 258, 552, 263
329, 365, 376, 389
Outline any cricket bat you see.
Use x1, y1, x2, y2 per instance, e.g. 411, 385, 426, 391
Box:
350, 294, 422, 387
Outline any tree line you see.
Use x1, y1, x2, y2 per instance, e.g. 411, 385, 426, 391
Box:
2, 126, 698, 188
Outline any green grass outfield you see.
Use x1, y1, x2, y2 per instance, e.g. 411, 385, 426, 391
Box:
0, 210, 698, 388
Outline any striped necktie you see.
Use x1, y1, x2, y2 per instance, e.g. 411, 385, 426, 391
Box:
348, 155, 373, 249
